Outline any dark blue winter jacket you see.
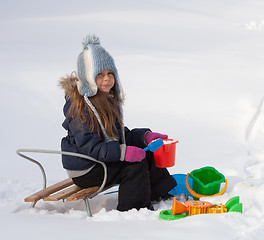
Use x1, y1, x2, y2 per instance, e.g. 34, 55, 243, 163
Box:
61, 98, 150, 171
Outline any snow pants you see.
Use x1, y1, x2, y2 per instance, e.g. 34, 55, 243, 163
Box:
72, 152, 177, 211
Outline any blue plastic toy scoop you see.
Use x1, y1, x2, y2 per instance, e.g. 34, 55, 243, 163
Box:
143, 138, 164, 152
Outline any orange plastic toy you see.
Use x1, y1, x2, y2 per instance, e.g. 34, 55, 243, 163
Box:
160, 196, 242, 220
184, 200, 212, 216
207, 204, 227, 214
172, 197, 188, 215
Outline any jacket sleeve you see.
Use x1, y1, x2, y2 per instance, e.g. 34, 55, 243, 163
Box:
69, 118, 122, 163
125, 127, 151, 148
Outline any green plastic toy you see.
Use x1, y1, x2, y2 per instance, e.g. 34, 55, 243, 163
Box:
159, 210, 188, 221
186, 166, 228, 200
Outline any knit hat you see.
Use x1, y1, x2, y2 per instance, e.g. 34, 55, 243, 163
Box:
76, 34, 125, 144
76, 34, 124, 101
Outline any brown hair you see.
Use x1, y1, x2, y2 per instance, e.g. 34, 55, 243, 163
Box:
60, 73, 123, 140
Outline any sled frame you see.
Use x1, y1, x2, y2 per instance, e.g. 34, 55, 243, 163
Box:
16, 149, 113, 217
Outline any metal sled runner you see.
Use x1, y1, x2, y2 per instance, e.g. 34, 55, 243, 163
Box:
16, 149, 115, 217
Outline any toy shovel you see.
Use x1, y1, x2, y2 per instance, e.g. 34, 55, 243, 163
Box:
143, 138, 164, 152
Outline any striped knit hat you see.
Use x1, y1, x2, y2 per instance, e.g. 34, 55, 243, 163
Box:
76, 34, 124, 101
76, 34, 125, 143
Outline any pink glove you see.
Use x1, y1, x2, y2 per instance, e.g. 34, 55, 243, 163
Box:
124, 146, 146, 162
145, 132, 168, 145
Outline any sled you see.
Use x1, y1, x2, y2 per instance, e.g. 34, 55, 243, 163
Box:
16, 149, 117, 217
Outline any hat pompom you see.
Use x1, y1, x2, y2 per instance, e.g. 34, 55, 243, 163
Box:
82, 34, 100, 49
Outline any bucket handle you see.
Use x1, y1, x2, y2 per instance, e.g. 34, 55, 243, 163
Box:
185, 173, 228, 199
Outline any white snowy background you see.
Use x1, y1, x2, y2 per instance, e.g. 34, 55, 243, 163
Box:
1, 0, 264, 239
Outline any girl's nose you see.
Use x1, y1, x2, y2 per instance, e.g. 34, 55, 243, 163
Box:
103, 74, 109, 81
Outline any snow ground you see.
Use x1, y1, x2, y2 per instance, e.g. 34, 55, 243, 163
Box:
1, 0, 264, 239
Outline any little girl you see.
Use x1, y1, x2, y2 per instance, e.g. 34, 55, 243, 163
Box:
60, 34, 176, 211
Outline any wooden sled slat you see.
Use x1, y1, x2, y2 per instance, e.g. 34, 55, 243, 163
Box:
66, 186, 100, 201
24, 178, 74, 202
44, 185, 82, 201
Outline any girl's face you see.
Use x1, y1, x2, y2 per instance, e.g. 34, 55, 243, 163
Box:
95, 69, 115, 93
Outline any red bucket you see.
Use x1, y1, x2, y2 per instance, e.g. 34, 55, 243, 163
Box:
153, 139, 178, 168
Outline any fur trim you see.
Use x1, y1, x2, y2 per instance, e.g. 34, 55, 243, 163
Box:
59, 73, 79, 100
59, 72, 126, 144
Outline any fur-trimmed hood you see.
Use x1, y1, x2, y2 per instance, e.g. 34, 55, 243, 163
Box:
59, 73, 79, 101
59, 73, 125, 144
